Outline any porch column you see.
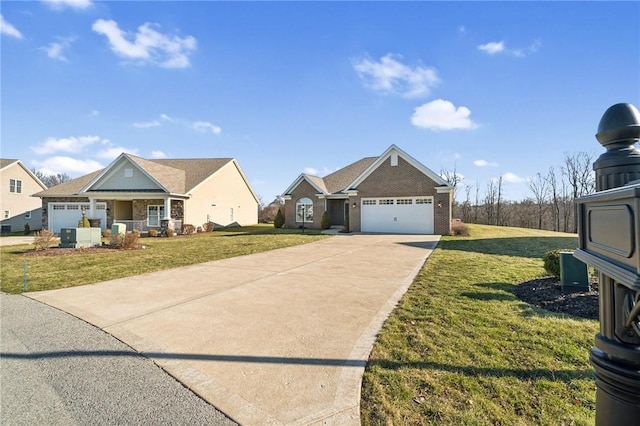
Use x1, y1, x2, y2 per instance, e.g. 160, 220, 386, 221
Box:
88, 198, 97, 218
163, 197, 172, 219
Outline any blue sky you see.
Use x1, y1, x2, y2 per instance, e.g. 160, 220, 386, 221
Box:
2, 1, 639, 203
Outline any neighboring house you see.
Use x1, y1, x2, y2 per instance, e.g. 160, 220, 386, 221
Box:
282, 145, 453, 235
0, 159, 48, 234
33, 153, 259, 234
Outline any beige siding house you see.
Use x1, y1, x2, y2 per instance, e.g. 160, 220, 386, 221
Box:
282, 145, 453, 235
0, 159, 47, 233
34, 154, 259, 234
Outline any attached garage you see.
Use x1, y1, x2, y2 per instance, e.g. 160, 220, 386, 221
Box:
361, 197, 434, 234
48, 202, 107, 234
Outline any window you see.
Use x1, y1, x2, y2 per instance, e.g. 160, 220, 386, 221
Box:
9, 179, 22, 193
362, 199, 377, 205
296, 197, 313, 223
397, 199, 413, 205
25, 211, 31, 219
416, 198, 433, 204
379, 199, 394, 205
3, 210, 9, 219
148, 205, 165, 227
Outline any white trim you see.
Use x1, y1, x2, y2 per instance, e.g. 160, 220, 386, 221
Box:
282, 173, 327, 196
79, 154, 170, 194
346, 145, 451, 190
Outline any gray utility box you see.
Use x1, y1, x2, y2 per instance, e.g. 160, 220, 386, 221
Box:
560, 251, 589, 292
59, 227, 102, 248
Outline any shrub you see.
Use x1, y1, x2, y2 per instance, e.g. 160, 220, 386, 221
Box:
451, 222, 470, 236
23, 223, 31, 235
78, 215, 90, 228
321, 211, 331, 229
102, 229, 111, 238
196, 226, 203, 233
123, 230, 140, 248
203, 221, 215, 232
543, 249, 575, 278
274, 208, 284, 229
33, 229, 56, 251
344, 213, 350, 232
166, 228, 175, 237
148, 229, 158, 237
182, 224, 195, 235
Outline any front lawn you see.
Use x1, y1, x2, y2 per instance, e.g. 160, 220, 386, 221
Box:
361, 224, 597, 425
0, 225, 326, 294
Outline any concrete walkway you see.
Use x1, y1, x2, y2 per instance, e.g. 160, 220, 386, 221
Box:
28, 233, 439, 425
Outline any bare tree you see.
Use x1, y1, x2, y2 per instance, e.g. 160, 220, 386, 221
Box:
496, 176, 504, 226
527, 172, 549, 229
31, 169, 71, 188
563, 152, 595, 232
484, 179, 498, 225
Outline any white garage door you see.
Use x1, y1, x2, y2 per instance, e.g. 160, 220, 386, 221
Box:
49, 202, 107, 234
361, 197, 434, 234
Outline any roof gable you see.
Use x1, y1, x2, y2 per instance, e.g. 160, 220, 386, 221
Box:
1, 159, 48, 190
346, 145, 451, 190
85, 154, 173, 193
282, 173, 328, 196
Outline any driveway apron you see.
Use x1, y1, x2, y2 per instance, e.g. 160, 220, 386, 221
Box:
28, 233, 439, 425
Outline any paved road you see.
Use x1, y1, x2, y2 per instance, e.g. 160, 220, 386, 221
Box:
28, 233, 439, 425
0, 292, 236, 425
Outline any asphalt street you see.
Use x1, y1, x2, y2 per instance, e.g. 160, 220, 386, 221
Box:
0, 292, 237, 425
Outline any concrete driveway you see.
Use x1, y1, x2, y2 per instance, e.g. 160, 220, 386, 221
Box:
0, 235, 35, 246
28, 233, 439, 425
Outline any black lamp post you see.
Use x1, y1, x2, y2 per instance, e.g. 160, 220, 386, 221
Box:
302, 205, 305, 233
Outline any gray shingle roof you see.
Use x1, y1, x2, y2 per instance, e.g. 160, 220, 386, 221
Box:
323, 157, 377, 193
0, 159, 19, 169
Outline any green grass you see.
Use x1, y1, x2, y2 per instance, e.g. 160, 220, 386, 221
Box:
0, 225, 326, 294
361, 224, 597, 425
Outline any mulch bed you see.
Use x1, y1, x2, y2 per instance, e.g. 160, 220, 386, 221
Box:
22, 246, 139, 257
513, 277, 599, 320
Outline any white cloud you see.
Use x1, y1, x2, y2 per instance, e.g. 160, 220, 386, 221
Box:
303, 167, 318, 175
96, 147, 138, 159
41, 0, 92, 10
150, 150, 167, 159
458, 26, 466, 35
31, 156, 103, 176
478, 41, 504, 55
160, 113, 175, 122
478, 39, 541, 57
1, 14, 23, 39
353, 53, 439, 98
411, 99, 478, 131
31, 135, 104, 155
92, 19, 197, 69
42, 37, 75, 61
503, 172, 525, 183
192, 121, 222, 134
89, 110, 99, 117
133, 120, 161, 128
474, 159, 498, 167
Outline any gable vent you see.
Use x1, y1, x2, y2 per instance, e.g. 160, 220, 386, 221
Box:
390, 153, 398, 167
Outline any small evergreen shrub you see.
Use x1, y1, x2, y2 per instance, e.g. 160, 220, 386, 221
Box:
321, 211, 331, 230
543, 249, 574, 278
451, 222, 470, 236
148, 229, 158, 237
203, 221, 215, 232
78, 216, 90, 228
182, 224, 195, 235
344, 213, 350, 232
23, 223, 31, 235
196, 226, 203, 233
274, 208, 284, 229
166, 228, 175, 237
33, 229, 56, 251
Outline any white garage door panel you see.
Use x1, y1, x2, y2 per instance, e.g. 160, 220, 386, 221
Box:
361, 197, 434, 234
49, 203, 107, 234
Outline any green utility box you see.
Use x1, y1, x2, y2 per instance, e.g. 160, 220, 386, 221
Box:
111, 223, 126, 237
560, 251, 589, 292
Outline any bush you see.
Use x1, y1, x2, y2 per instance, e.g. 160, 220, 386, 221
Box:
166, 228, 175, 237
543, 249, 575, 278
78, 215, 90, 228
451, 222, 470, 236
196, 226, 203, 233
182, 224, 195, 235
148, 229, 158, 237
102, 229, 111, 238
203, 221, 215, 232
344, 213, 350, 232
123, 230, 140, 248
33, 229, 56, 251
274, 208, 284, 228
320, 211, 331, 229
23, 223, 31, 235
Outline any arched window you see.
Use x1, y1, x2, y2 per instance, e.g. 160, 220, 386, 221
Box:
296, 197, 313, 223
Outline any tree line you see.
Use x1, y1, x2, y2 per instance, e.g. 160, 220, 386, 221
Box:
448, 152, 595, 234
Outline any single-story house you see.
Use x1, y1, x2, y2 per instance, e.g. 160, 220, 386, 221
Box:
1, 159, 48, 233
34, 153, 259, 234
281, 145, 453, 235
